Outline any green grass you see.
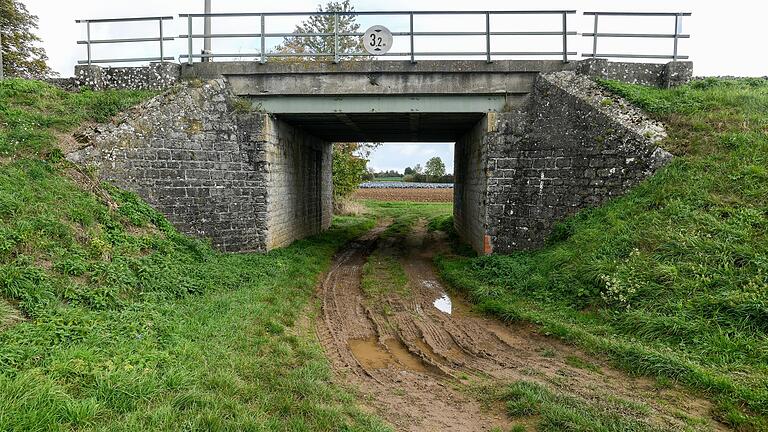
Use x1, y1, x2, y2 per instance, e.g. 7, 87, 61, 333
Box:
0, 79, 389, 431
437, 78, 768, 430
498, 381, 662, 432
362, 201, 452, 239
362, 250, 410, 301
0, 79, 154, 158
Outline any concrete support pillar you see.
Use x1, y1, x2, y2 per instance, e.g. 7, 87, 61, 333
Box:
576, 57, 609, 80
75, 65, 106, 90
663, 61, 693, 88
147, 62, 182, 89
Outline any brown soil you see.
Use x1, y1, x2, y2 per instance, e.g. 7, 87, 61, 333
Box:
352, 188, 453, 202
316, 220, 729, 432
0, 299, 23, 331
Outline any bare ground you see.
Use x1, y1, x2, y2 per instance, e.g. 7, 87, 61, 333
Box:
316, 220, 729, 432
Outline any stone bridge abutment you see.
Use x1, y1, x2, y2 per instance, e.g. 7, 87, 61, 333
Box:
67, 59, 686, 254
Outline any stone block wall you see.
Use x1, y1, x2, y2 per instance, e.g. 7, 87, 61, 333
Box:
481, 71, 671, 253
454, 115, 491, 254
66, 80, 268, 252
260, 116, 332, 250
66, 78, 333, 253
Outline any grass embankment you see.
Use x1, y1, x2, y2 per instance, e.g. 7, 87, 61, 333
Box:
0, 79, 388, 431
437, 78, 768, 429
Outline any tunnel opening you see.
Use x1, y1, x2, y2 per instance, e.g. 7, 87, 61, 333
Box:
274, 111, 490, 254
353, 141, 456, 204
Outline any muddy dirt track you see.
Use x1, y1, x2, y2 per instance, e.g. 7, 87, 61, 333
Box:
316, 220, 728, 432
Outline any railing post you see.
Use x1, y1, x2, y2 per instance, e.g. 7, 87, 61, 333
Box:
333, 12, 339, 64
673, 14, 680, 61
159, 19, 164, 62
0, 30, 4, 80
187, 16, 193, 65
204, 0, 212, 61
409, 12, 415, 64
591, 14, 599, 57
561, 12, 568, 63
86, 21, 92, 66
485, 12, 491, 63
260, 14, 266, 64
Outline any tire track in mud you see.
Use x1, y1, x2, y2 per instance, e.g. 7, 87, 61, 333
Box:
316, 220, 728, 432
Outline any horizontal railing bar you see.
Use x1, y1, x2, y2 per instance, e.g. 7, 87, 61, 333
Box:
78, 57, 176, 64
77, 37, 175, 44
581, 53, 690, 59
178, 31, 578, 39
180, 51, 579, 59
583, 12, 691, 17
581, 33, 689, 38
179, 10, 577, 18
76, 16, 173, 23
408, 31, 579, 36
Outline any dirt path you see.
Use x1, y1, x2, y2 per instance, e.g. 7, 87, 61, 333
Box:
316, 220, 728, 432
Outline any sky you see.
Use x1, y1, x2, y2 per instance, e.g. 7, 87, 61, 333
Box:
21, 0, 768, 173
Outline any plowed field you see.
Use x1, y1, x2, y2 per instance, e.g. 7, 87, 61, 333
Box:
352, 187, 453, 202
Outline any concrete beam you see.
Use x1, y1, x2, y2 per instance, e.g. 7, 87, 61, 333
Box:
228, 71, 536, 96
181, 59, 577, 80
250, 94, 516, 114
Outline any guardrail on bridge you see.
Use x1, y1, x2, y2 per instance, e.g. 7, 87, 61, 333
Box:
74, 10, 691, 66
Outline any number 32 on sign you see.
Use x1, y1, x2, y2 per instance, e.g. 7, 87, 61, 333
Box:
362, 25, 393, 55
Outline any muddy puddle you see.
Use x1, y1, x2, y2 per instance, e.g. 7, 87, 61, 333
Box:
316, 219, 728, 431
432, 292, 452, 314
349, 336, 429, 373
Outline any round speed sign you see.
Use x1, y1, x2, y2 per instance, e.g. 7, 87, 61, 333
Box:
362, 25, 393, 55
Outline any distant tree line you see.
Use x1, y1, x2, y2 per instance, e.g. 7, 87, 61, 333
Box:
402, 173, 454, 183
364, 157, 454, 183
371, 169, 402, 178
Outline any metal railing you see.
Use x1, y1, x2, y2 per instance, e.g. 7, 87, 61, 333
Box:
582, 12, 691, 60
178, 10, 578, 64
73, 10, 692, 66
76, 16, 176, 65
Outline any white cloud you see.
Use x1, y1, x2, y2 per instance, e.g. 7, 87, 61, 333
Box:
368, 143, 454, 174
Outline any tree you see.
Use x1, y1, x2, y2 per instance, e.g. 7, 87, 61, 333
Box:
425, 157, 446, 181
404, 166, 414, 175
275, 2, 375, 204
0, 0, 55, 78
332, 142, 377, 202
273, 0, 362, 61
413, 164, 423, 174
